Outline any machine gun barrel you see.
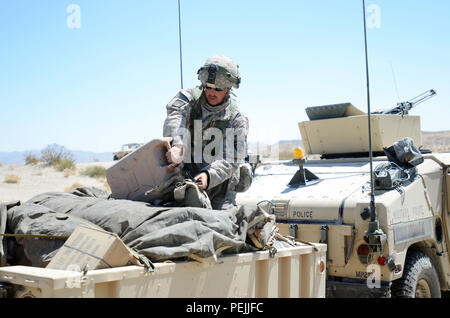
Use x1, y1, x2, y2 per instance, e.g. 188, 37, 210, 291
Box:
381, 89, 436, 115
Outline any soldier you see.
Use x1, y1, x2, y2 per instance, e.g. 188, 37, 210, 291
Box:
163, 55, 251, 210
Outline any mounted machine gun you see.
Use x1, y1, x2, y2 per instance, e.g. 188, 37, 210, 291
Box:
379, 89, 437, 116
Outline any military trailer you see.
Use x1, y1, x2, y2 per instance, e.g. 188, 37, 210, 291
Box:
0, 243, 326, 298
237, 100, 450, 298
0, 138, 327, 299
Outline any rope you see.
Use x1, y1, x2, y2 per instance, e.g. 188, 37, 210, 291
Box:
0, 233, 69, 240
63, 244, 113, 268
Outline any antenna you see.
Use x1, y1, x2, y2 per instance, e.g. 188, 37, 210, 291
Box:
362, 0, 387, 254
177, 0, 184, 89
362, 0, 376, 220
389, 61, 400, 102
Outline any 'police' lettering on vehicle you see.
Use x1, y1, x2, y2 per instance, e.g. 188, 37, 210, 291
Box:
292, 210, 313, 219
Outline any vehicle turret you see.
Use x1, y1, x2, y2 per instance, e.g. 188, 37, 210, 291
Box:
299, 90, 436, 158
299, 103, 422, 158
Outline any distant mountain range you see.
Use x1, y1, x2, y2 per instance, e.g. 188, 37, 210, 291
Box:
0, 149, 113, 165
249, 131, 450, 160
1, 131, 448, 165
422, 131, 450, 153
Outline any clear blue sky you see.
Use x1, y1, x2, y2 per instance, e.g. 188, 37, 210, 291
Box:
1, 0, 449, 152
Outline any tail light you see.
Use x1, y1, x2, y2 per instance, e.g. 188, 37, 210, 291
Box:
377, 255, 386, 266
319, 260, 325, 273
357, 244, 371, 264
357, 244, 370, 255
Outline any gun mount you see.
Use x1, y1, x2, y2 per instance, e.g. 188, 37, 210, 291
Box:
380, 89, 437, 116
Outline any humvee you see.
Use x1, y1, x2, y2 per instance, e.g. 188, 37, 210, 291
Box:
236, 96, 450, 298
113, 143, 142, 161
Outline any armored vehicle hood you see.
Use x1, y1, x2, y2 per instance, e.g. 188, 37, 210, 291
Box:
236, 156, 445, 225
237, 160, 370, 223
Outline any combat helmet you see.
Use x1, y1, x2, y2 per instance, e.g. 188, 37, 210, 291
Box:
197, 55, 241, 90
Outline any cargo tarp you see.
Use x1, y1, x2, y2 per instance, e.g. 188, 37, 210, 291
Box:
2, 187, 275, 268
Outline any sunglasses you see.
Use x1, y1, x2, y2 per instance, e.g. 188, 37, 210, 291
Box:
204, 86, 225, 92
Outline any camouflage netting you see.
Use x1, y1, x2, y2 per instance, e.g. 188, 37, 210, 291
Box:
0, 187, 288, 268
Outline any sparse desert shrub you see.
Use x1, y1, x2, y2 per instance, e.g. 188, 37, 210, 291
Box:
55, 159, 76, 172
65, 183, 83, 192
63, 168, 75, 178
4, 174, 20, 184
80, 166, 106, 178
41, 144, 75, 167
24, 153, 39, 165
278, 150, 294, 160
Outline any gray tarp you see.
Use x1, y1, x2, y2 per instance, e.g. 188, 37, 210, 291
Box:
1, 187, 278, 268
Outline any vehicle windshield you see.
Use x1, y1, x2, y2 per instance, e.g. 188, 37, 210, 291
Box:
121, 143, 139, 151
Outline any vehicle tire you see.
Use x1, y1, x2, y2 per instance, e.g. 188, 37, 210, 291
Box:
113, 155, 118, 161
391, 251, 441, 298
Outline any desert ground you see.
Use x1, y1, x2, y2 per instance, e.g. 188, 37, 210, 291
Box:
0, 161, 114, 204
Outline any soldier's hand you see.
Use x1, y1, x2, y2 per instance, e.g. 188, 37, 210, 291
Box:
166, 145, 184, 165
193, 172, 209, 190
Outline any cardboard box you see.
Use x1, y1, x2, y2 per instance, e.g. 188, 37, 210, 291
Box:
47, 225, 138, 271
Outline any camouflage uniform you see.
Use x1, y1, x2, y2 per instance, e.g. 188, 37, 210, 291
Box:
163, 56, 250, 210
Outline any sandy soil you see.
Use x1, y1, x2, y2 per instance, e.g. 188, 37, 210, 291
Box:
0, 161, 115, 204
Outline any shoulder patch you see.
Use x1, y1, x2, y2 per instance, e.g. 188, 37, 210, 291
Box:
171, 97, 187, 108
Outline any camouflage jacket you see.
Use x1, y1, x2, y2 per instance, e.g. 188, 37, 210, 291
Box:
163, 87, 249, 190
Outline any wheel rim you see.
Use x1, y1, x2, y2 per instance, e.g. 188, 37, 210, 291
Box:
415, 279, 432, 298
